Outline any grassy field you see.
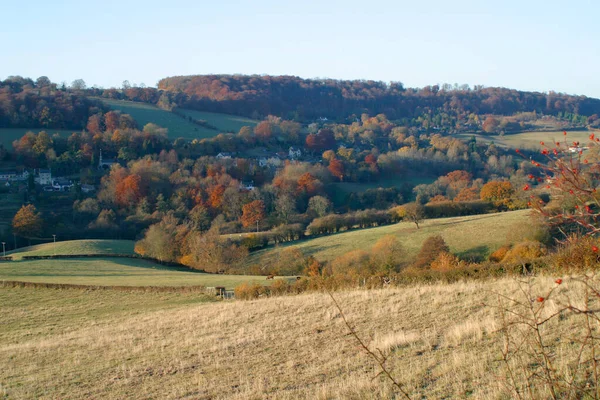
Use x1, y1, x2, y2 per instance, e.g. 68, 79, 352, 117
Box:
0, 275, 589, 398
95, 98, 216, 140
457, 130, 593, 150
0, 257, 278, 289
176, 108, 257, 133
248, 209, 530, 266
0, 128, 78, 148
7, 239, 135, 260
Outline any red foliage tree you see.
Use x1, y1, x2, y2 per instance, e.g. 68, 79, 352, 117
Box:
115, 174, 143, 207
328, 158, 345, 181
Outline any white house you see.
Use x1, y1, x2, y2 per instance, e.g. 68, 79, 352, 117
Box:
0, 170, 29, 181
216, 152, 232, 159
289, 147, 301, 159
35, 169, 52, 185
81, 184, 96, 193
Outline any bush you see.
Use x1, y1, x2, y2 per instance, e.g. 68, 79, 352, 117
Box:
501, 240, 547, 265
234, 282, 268, 300
414, 235, 450, 269
430, 252, 462, 272
550, 235, 600, 272
488, 245, 511, 262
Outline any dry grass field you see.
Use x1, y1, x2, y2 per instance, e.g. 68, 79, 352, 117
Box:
7, 239, 135, 260
457, 130, 593, 150
0, 274, 590, 399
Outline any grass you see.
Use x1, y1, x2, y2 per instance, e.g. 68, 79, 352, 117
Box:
0, 275, 586, 398
0, 257, 280, 289
248, 209, 530, 266
7, 239, 135, 260
0, 128, 78, 148
176, 108, 257, 133
457, 130, 593, 150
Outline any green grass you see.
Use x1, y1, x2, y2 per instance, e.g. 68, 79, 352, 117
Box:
248, 209, 531, 266
7, 239, 136, 260
176, 108, 257, 133
95, 98, 217, 140
0, 257, 282, 289
0, 128, 79, 148
457, 130, 592, 150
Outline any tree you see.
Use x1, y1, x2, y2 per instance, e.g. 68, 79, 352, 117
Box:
480, 180, 514, 208
241, 200, 266, 228
308, 195, 332, 217
12, 205, 42, 240
482, 116, 500, 133
414, 235, 450, 268
328, 158, 345, 181
70, 79, 86, 90
276, 195, 296, 223
403, 202, 424, 229
370, 235, 405, 273
115, 174, 143, 208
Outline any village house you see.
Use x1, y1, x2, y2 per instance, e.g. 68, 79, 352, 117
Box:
0, 170, 29, 181
98, 149, 117, 170
35, 169, 52, 185
289, 147, 301, 159
216, 152, 232, 159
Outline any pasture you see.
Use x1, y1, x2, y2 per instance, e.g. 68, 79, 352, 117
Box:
96, 98, 216, 140
457, 130, 593, 150
7, 239, 135, 260
0, 275, 587, 398
176, 108, 257, 133
0, 128, 78, 148
0, 257, 276, 289
248, 209, 530, 266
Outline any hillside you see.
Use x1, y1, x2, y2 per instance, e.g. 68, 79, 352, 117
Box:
248, 209, 530, 266
156, 74, 600, 121
0, 275, 583, 398
457, 129, 594, 150
0, 257, 275, 288
7, 239, 135, 260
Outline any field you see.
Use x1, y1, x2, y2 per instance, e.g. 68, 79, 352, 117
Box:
176, 108, 257, 133
457, 130, 593, 150
0, 275, 586, 398
0, 257, 278, 289
0, 128, 78, 148
7, 239, 135, 260
248, 209, 530, 266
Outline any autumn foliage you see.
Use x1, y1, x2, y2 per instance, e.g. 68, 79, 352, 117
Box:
241, 200, 266, 228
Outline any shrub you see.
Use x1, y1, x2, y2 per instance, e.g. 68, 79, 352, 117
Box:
414, 235, 450, 269
488, 245, 511, 262
429, 252, 462, 272
234, 282, 267, 300
550, 235, 600, 272
501, 240, 547, 265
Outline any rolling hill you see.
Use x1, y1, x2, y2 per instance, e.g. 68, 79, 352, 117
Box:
7, 239, 135, 260
248, 209, 531, 266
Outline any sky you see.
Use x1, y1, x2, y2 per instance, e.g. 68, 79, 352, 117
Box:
2, 0, 599, 98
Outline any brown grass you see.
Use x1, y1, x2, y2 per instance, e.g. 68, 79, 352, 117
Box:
3, 275, 597, 398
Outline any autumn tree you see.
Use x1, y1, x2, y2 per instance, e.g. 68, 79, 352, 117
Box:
370, 235, 405, 273
241, 200, 266, 228
480, 180, 514, 208
403, 202, 425, 229
328, 158, 345, 181
12, 204, 43, 240
115, 174, 143, 208
414, 235, 450, 268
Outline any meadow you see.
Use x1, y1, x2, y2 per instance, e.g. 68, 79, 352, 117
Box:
0, 257, 277, 289
7, 239, 135, 260
457, 130, 593, 150
0, 275, 587, 399
175, 108, 257, 133
0, 128, 78, 148
248, 209, 530, 266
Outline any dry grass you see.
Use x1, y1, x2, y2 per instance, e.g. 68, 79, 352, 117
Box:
7, 239, 135, 260
457, 130, 592, 150
0, 274, 587, 399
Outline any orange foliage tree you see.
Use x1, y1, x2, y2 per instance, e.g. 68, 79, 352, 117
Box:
480, 180, 514, 208
241, 200, 266, 228
115, 174, 143, 207
328, 158, 345, 181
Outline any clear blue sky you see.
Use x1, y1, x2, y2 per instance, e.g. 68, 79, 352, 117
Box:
2, 0, 599, 98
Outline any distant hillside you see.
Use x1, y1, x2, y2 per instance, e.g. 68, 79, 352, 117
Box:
156, 74, 600, 121
7, 239, 135, 260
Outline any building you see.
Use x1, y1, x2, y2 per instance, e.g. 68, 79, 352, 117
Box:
52, 178, 74, 191
35, 169, 52, 185
98, 149, 117, 170
81, 184, 96, 194
289, 147, 301, 159
0, 170, 29, 182
216, 152, 232, 159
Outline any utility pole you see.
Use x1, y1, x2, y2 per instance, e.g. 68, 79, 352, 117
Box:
2, 242, 5, 257
52, 234, 56, 256
13, 233, 16, 250
256, 220, 259, 233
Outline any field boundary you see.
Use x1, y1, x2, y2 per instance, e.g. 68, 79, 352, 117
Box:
0, 280, 213, 293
